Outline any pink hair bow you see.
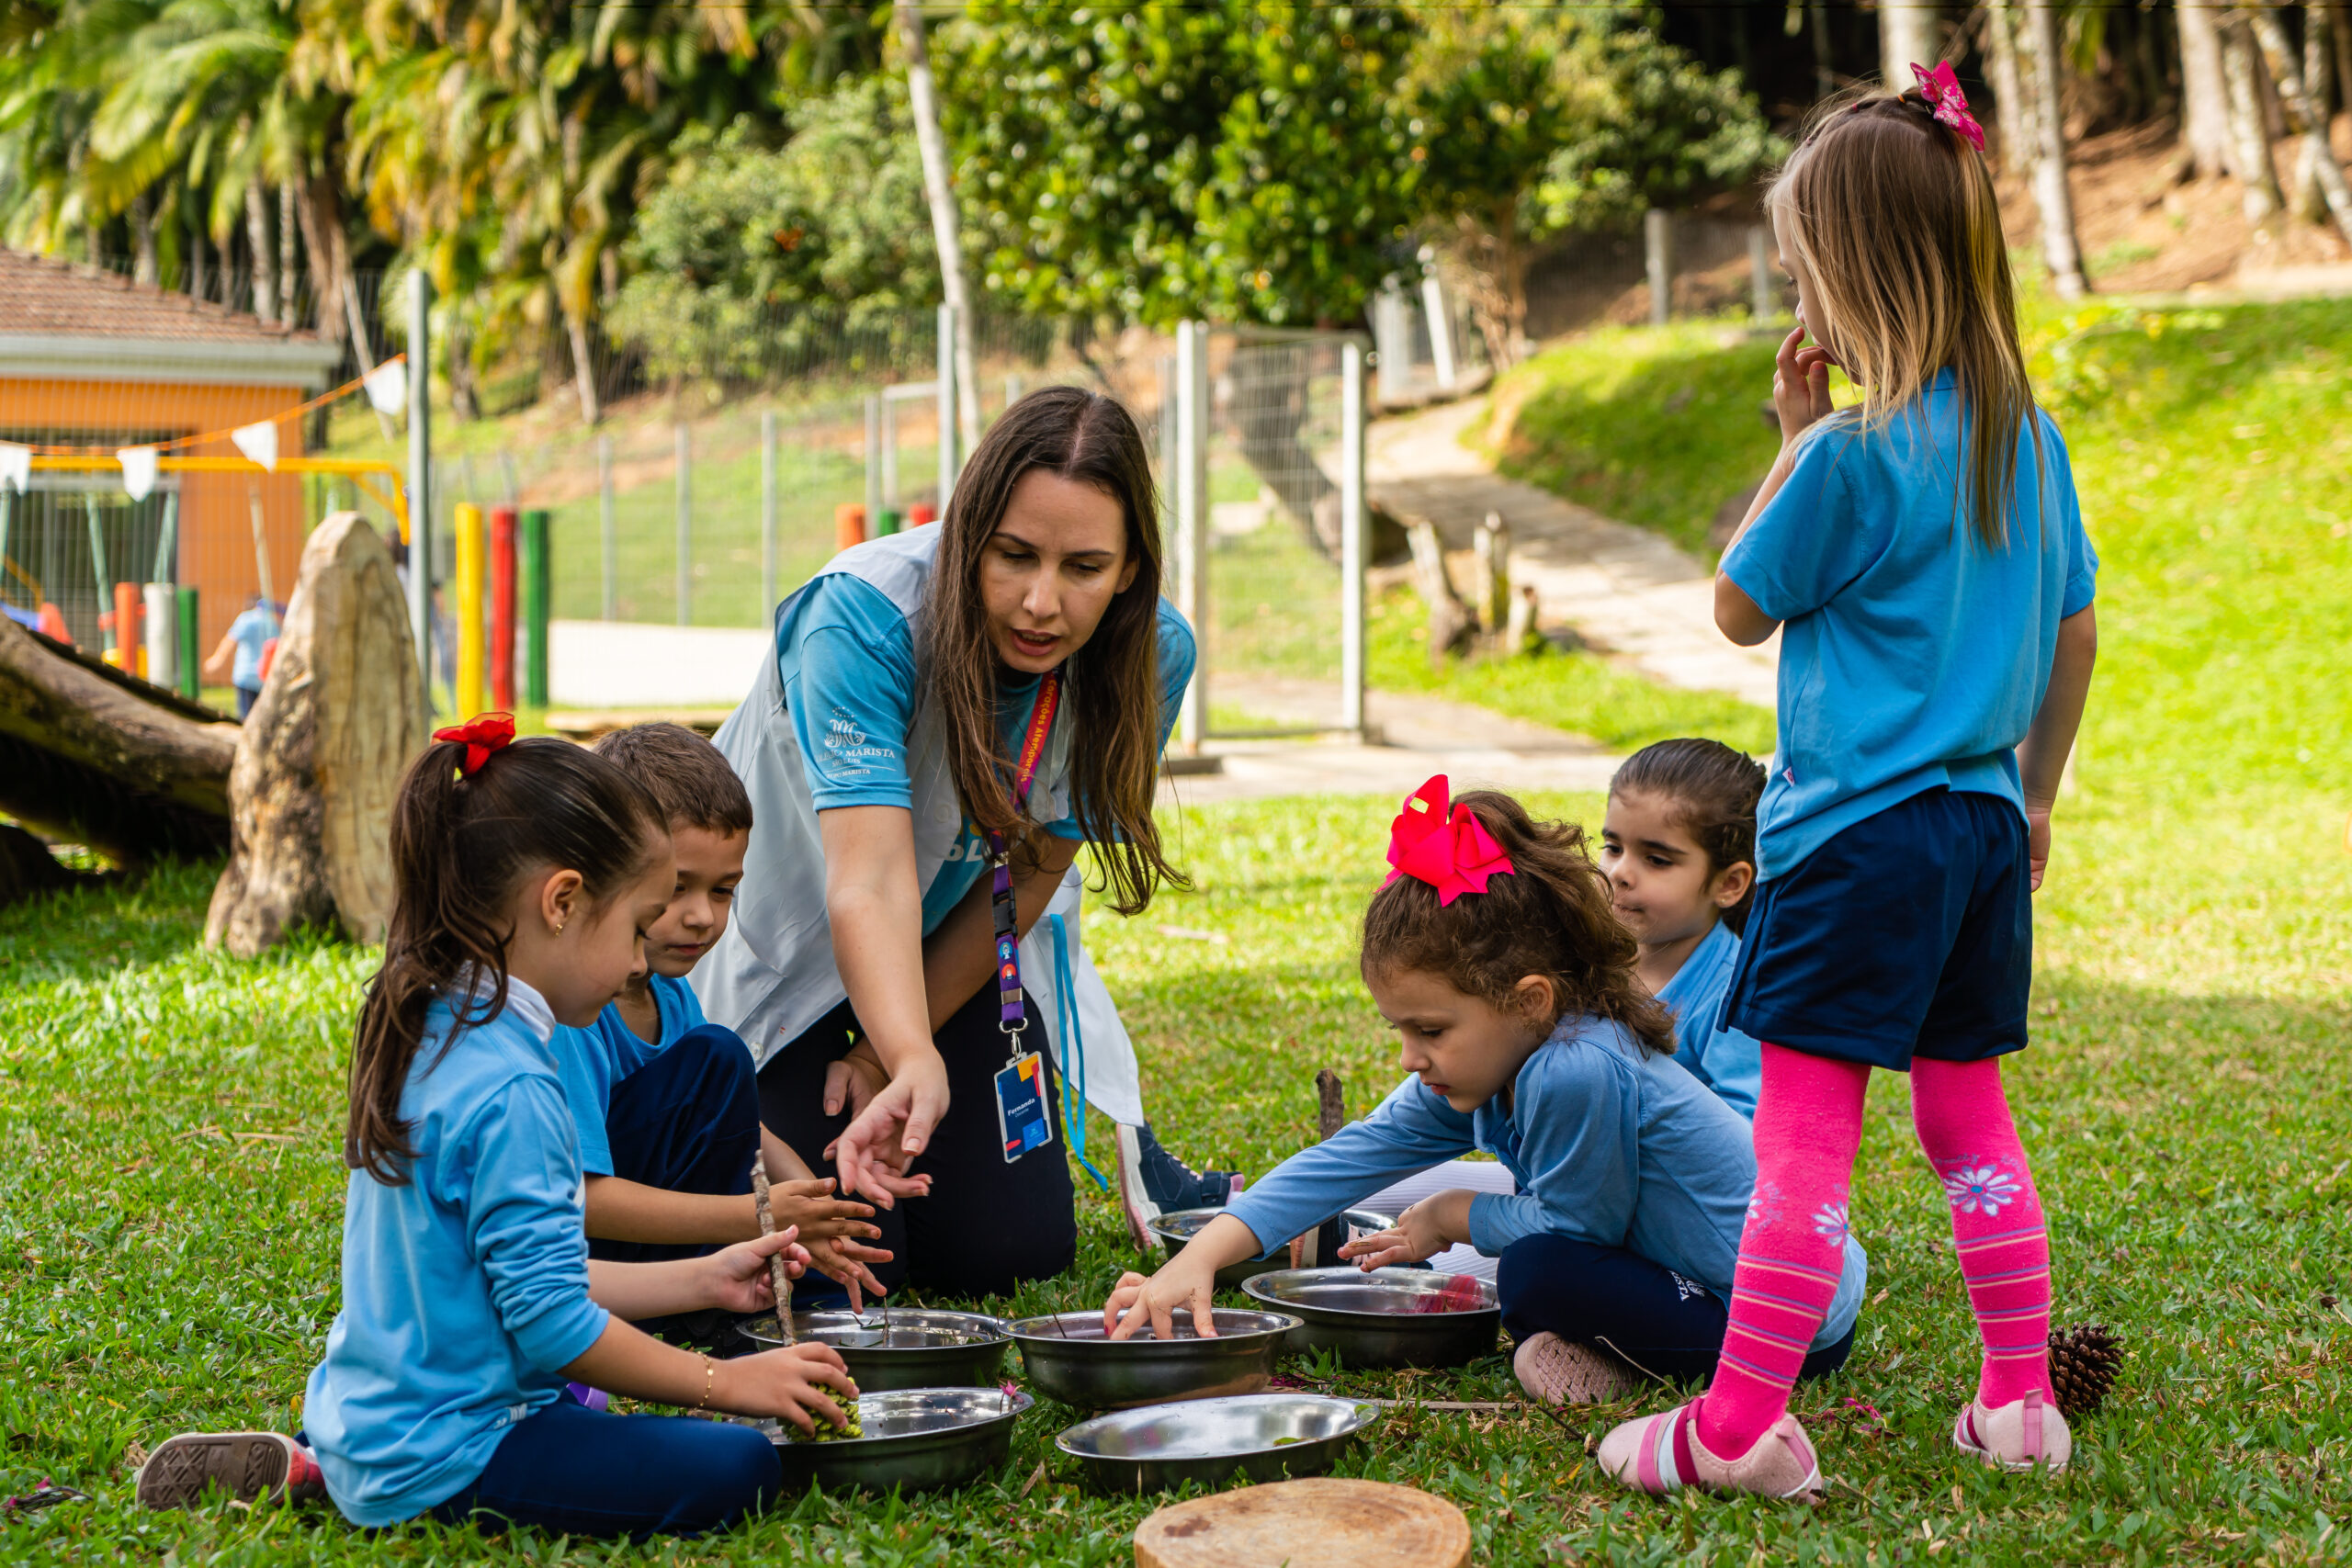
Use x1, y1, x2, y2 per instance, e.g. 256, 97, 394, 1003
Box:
1911, 62, 1986, 152
1385, 775, 1514, 906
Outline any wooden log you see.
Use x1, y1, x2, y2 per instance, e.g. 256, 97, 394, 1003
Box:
206, 512, 428, 956
0, 821, 83, 910
1405, 521, 1474, 668
1135, 1479, 1470, 1568
0, 615, 238, 866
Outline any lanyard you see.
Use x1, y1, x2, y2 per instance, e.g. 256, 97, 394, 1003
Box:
988, 669, 1062, 1053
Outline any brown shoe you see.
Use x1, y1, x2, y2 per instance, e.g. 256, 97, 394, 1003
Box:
135, 1432, 325, 1510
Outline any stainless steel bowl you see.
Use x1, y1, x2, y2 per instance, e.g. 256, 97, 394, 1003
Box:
1242, 1267, 1500, 1369
1056, 1393, 1383, 1495
764, 1386, 1031, 1495
1148, 1207, 1396, 1289
737, 1310, 1010, 1392
1004, 1308, 1302, 1410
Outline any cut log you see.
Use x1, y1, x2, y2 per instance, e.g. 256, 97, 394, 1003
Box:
206, 512, 428, 956
0, 821, 84, 909
1136, 1479, 1471, 1568
0, 615, 238, 866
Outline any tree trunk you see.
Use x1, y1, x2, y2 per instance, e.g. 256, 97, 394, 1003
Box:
278, 181, 300, 326
2222, 13, 2286, 222
1985, 0, 2033, 175
0, 615, 237, 866
2023, 0, 2089, 297
1879, 0, 1940, 88
2292, 3, 2336, 222
2335, 0, 2352, 137
2252, 6, 2352, 245
132, 191, 158, 286
187, 212, 208, 302
0, 821, 84, 911
206, 513, 428, 955
897, 0, 981, 458
564, 302, 603, 425
291, 169, 349, 345
2178, 0, 2235, 178
245, 179, 277, 323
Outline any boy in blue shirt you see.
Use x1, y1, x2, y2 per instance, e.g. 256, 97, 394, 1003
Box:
199, 594, 278, 718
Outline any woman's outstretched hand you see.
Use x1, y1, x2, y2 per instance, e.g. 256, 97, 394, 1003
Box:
1772, 323, 1837, 446
825, 1051, 948, 1207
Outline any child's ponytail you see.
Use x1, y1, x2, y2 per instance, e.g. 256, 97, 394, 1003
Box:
346, 733, 663, 1183
1362, 790, 1676, 1055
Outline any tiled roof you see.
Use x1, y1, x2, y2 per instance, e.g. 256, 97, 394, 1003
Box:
0, 248, 327, 344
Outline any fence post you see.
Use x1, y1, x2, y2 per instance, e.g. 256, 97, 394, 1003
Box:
1373, 283, 1411, 404
1419, 265, 1458, 390
1341, 340, 1367, 741
598, 435, 616, 622
1748, 225, 1775, 321
1174, 320, 1209, 753
406, 271, 434, 701
489, 503, 516, 711
673, 423, 691, 627
1645, 209, 1674, 328
143, 582, 175, 689
521, 508, 549, 707
454, 502, 484, 717
175, 584, 199, 700
761, 409, 778, 617
865, 394, 884, 529
936, 301, 957, 513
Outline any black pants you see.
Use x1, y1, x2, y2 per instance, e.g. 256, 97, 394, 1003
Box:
1497, 1234, 1857, 1385
757, 985, 1075, 1302
591, 1025, 762, 1267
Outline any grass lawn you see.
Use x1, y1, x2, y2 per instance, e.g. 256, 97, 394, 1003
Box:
7, 297, 2352, 1562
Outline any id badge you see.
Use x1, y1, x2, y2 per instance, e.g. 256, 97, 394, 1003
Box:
994, 1051, 1055, 1164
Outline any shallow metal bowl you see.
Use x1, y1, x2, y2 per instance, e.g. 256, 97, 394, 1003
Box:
1056, 1393, 1382, 1495
1148, 1207, 1396, 1289
1004, 1308, 1302, 1410
737, 1310, 1009, 1392
761, 1387, 1031, 1495
1242, 1266, 1500, 1369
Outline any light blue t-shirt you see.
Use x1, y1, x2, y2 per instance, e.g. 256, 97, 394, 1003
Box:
549, 973, 709, 1179
1722, 378, 2098, 879
224, 605, 277, 689
775, 576, 1195, 933
304, 983, 611, 1527
1655, 918, 1761, 1121
1221, 1013, 1867, 1350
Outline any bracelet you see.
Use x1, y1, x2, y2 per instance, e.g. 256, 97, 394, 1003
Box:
695, 1354, 714, 1412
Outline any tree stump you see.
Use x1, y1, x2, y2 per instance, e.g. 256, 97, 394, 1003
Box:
1135, 1479, 1469, 1568
206, 512, 428, 956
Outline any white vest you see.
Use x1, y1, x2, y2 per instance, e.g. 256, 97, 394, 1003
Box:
697, 527, 1144, 1126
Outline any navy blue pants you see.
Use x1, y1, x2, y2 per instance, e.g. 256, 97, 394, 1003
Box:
1498, 1234, 1856, 1385
425, 1389, 778, 1540
590, 1025, 762, 1267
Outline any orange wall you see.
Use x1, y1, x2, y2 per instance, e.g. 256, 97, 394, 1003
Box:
0, 378, 311, 653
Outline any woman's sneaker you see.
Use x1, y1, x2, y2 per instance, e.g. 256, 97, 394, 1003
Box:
1952, 1389, 2072, 1472
1131, 1123, 1244, 1210
1598, 1402, 1826, 1500
1512, 1332, 1641, 1405
136, 1432, 325, 1510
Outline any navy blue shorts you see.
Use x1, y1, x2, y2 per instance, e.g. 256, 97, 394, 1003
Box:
1723, 788, 2031, 1071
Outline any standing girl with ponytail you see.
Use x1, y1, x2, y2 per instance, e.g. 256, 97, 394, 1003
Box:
140, 719, 857, 1537
1601, 66, 2098, 1498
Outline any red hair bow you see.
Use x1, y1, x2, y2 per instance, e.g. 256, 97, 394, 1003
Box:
1384, 775, 1514, 907
435, 712, 515, 776
1911, 62, 1985, 152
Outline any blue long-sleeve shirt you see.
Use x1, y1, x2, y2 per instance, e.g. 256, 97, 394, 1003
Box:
1656, 919, 1762, 1121
304, 980, 613, 1527
1222, 1012, 1865, 1350
549, 973, 708, 1177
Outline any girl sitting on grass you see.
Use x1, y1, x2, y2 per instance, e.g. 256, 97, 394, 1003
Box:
1101, 776, 1866, 1408
1599, 67, 2098, 1498
138, 717, 857, 1539
1601, 738, 1769, 1120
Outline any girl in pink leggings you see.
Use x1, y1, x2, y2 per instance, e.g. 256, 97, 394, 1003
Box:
1600, 64, 2098, 1499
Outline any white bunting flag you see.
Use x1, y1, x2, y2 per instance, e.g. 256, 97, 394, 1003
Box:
118, 446, 159, 501
231, 419, 279, 473
363, 359, 408, 415
0, 441, 28, 493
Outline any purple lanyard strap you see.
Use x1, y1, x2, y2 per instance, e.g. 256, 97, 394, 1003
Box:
988, 670, 1063, 1043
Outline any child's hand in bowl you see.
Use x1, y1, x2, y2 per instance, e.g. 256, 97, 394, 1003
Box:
704, 1226, 813, 1314
717, 1342, 859, 1436
1338, 1190, 1469, 1270
1103, 1257, 1217, 1344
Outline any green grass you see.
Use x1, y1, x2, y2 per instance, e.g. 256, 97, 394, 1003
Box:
9, 297, 2352, 1562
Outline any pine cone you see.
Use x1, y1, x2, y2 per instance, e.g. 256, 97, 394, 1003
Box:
2048, 1322, 2124, 1417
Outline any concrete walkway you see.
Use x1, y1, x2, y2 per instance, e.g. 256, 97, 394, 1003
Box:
1366, 398, 1780, 708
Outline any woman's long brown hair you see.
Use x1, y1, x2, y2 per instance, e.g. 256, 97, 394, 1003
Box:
346, 736, 663, 1183
1771, 85, 2042, 548
1361, 790, 1676, 1055
918, 386, 1183, 917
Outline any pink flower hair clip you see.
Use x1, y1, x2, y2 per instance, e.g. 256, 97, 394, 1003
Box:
1911, 61, 1986, 152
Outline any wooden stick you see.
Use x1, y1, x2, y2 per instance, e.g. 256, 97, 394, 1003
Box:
750, 1152, 795, 1344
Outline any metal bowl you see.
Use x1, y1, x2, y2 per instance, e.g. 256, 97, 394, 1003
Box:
1004, 1308, 1302, 1410
761, 1386, 1031, 1495
1056, 1393, 1382, 1495
738, 1310, 1009, 1393
1242, 1267, 1500, 1369
1148, 1207, 1397, 1289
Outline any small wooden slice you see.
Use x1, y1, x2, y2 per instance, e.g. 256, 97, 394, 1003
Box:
1135, 1478, 1470, 1568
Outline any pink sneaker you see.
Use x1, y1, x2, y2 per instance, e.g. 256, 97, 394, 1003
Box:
1598, 1402, 1826, 1500
1952, 1389, 2072, 1472
1512, 1332, 1641, 1405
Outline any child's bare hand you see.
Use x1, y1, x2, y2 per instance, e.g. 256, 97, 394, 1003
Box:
769, 1177, 884, 1245
821, 1043, 888, 1120
804, 1234, 895, 1314
1103, 1261, 1218, 1343
2025, 803, 2052, 891
717, 1342, 859, 1435
704, 1227, 813, 1314
1772, 324, 1836, 446
1337, 1199, 1448, 1270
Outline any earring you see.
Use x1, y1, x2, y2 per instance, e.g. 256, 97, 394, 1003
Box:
554, 920, 566, 935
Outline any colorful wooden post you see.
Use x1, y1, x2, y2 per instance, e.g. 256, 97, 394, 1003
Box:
142, 582, 175, 690
907, 503, 936, 527
834, 502, 866, 553
113, 581, 142, 676
521, 509, 550, 708
875, 508, 903, 537
489, 503, 518, 711
175, 585, 200, 701
454, 502, 485, 718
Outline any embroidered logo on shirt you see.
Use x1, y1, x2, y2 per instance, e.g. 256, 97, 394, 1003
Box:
820, 706, 895, 778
